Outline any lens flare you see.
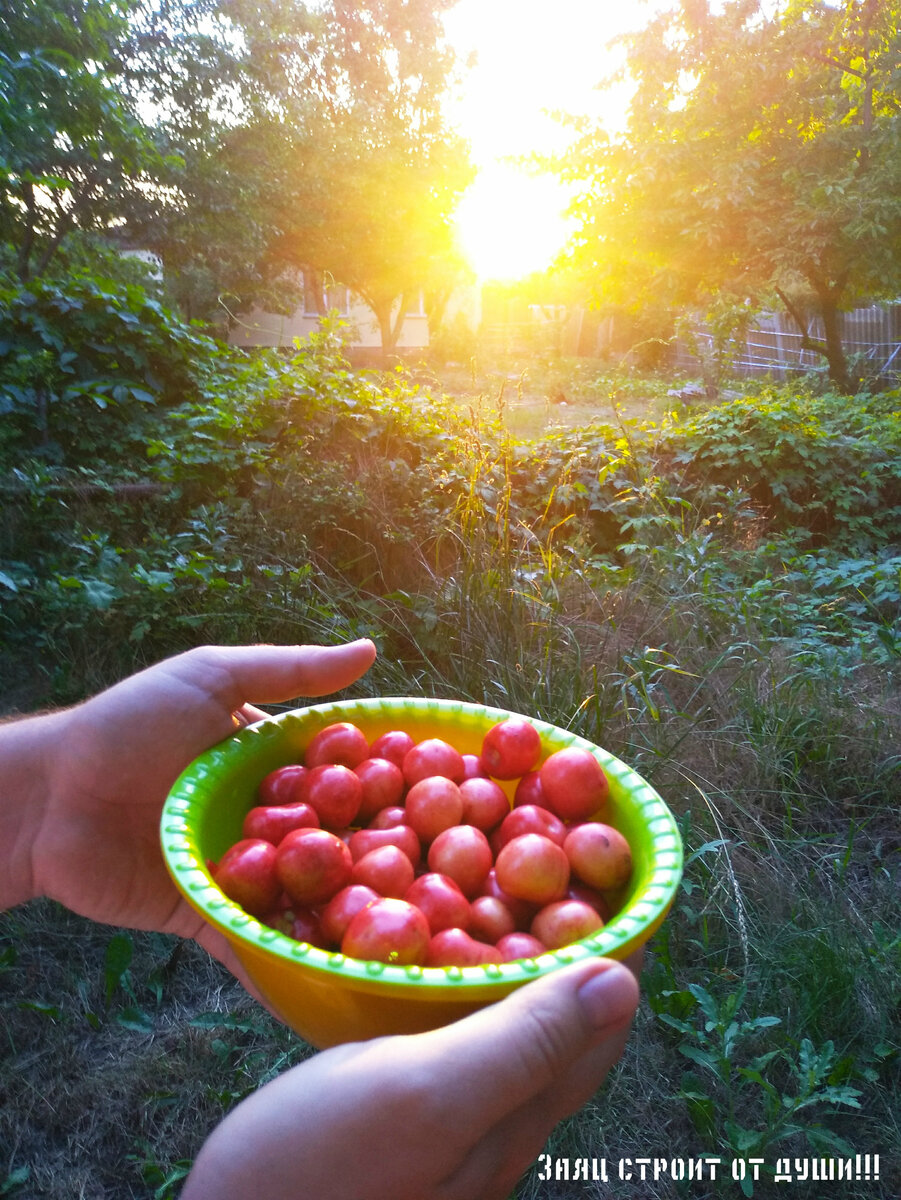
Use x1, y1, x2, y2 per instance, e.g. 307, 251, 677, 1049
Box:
454, 165, 574, 282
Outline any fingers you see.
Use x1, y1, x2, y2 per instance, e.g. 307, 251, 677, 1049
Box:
232, 703, 271, 727
431, 962, 639, 1200
182, 640, 378, 710
419, 960, 639, 1141
450, 1021, 633, 1200
181, 960, 639, 1200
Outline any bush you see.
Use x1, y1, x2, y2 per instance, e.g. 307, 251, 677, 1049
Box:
0, 269, 218, 464
661, 385, 901, 549
2, 350, 899, 1196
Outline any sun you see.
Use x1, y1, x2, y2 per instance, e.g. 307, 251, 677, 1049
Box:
442, 2, 644, 282
454, 164, 575, 283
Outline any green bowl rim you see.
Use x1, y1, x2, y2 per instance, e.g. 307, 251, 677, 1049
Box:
161, 696, 683, 989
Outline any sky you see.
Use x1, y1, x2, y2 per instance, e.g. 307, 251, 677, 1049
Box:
442, 0, 657, 280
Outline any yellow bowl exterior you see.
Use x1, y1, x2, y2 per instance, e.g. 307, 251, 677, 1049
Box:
162, 697, 683, 1048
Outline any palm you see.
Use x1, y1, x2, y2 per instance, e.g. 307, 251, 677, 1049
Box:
32, 642, 377, 958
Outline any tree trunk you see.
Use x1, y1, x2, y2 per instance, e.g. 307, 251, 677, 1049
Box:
372, 295, 405, 365
818, 292, 852, 394
16, 182, 37, 282
775, 284, 852, 393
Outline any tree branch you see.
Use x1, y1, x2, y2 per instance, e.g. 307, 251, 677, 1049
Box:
774, 287, 827, 356
390, 291, 407, 349
34, 178, 98, 277
15, 181, 37, 282
812, 53, 866, 80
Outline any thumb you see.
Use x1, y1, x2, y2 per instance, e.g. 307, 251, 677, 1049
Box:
174, 640, 378, 709
419, 959, 639, 1137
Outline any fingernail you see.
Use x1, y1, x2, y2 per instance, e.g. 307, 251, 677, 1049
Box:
576, 964, 638, 1029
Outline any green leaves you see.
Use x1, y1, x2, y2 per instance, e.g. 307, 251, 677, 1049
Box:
0, 1166, 31, 1197
654, 975, 866, 1183
103, 930, 134, 1007
0, 268, 219, 458
565, 0, 901, 390
0, 2, 170, 281
664, 385, 901, 550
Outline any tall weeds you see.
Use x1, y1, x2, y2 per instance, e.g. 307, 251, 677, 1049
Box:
1, 349, 898, 1196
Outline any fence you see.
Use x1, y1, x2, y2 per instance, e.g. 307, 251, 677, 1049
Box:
673, 302, 901, 380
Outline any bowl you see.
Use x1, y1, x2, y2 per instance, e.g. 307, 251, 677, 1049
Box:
161, 696, 683, 1048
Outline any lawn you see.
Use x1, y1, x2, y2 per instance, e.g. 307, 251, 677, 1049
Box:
415, 355, 685, 439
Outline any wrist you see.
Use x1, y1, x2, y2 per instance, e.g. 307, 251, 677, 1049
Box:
0, 707, 70, 909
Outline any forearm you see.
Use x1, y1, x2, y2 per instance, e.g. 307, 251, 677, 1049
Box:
0, 709, 67, 909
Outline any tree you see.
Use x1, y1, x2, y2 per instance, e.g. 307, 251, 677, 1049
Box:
1, 0, 470, 342
565, 0, 901, 392
264, 0, 473, 358
0, 0, 169, 282
123, 0, 471, 342
121, 0, 317, 323
0, 0, 271, 451
275, 118, 471, 357
0, 1, 310, 319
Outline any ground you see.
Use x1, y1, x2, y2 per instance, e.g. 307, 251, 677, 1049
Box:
408, 356, 689, 439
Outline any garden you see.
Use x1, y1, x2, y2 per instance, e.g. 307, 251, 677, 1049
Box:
1, 290, 898, 1196
2, 0, 901, 1193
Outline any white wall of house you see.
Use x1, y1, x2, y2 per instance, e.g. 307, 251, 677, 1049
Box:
120, 248, 164, 278
442, 281, 481, 332
228, 275, 430, 351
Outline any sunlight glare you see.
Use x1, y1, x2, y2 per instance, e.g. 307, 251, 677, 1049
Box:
443, 0, 643, 164
454, 165, 574, 282
443, 2, 652, 282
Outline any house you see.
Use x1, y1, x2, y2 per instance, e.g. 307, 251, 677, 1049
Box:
228, 271, 449, 363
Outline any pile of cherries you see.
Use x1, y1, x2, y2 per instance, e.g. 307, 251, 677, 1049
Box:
210, 717, 634, 967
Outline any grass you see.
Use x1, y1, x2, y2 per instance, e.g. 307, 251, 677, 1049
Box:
423, 354, 685, 439
1, 353, 899, 1198
0, 904, 302, 1199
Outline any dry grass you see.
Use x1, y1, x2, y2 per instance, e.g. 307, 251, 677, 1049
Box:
0, 902, 311, 1199
424, 355, 680, 441
3, 567, 898, 1197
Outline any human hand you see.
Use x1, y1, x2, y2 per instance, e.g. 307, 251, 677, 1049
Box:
24, 641, 376, 968
182, 955, 641, 1200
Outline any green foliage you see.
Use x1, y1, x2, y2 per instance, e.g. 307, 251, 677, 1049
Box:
263, 1, 472, 354
145, 326, 470, 565
566, 0, 901, 391
2, 345, 900, 1197
5, 339, 899, 706
125, 1144, 192, 1200
428, 310, 479, 367
0, 269, 218, 461
0, 1166, 31, 1197
664, 386, 901, 547
1, 1, 470, 332
0, 0, 172, 281
0, 327, 477, 695
5, 10, 897, 1196
657, 977, 863, 1182
638, 815, 898, 1197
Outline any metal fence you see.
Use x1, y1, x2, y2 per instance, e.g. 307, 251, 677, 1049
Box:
673, 303, 901, 380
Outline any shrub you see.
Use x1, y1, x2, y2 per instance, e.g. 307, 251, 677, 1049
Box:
661, 386, 901, 549
0, 270, 218, 464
